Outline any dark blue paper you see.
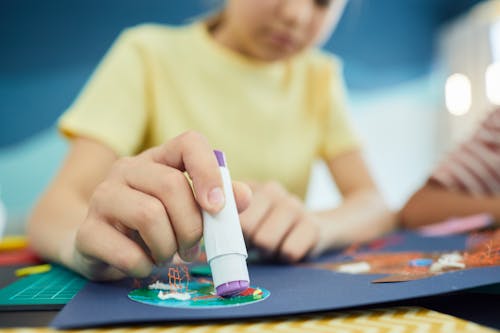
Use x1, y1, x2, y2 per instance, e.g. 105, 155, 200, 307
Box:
51, 232, 500, 329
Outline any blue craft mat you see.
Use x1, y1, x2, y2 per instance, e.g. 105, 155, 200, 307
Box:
52, 231, 500, 329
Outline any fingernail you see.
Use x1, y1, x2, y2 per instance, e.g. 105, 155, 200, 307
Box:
207, 187, 225, 210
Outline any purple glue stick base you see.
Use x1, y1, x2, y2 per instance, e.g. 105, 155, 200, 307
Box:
216, 280, 249, 297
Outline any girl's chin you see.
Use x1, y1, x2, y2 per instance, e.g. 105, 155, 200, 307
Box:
251, 48, 299, 62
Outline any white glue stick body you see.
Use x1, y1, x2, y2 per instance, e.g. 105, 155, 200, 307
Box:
202, 150, 250, 297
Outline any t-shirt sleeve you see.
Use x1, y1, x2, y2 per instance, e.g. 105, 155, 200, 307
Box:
428, 109, 500, 195
58, 28, 149, 156
318, 58, 360, 160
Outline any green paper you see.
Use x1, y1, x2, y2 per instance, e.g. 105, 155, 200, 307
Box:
0, 265, 86, 306
189, 264, 212, 276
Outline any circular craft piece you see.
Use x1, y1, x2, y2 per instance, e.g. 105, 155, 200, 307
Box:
128, 277, 270, 309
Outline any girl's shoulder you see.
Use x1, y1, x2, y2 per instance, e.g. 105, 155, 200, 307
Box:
116, 22, 199, 49
299, 48, 344, 74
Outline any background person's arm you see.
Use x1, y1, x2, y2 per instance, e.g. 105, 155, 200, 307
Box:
400, 183, 500, 228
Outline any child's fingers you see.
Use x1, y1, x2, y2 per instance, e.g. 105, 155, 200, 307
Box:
178, 242, 201, 263
279, 219, 319, 263
251, 197, 302, 254
239, 185, 275, 238
94, 183, 178, 264
120, 162, 204, 262
232, 181, 252, 213
147, 131, 225, 214
75, 217, 154, 278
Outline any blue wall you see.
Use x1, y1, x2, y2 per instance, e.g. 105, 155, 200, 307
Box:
0, 0, 484, 147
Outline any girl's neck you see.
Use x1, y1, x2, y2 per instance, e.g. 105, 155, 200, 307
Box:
207, 15, 250, 60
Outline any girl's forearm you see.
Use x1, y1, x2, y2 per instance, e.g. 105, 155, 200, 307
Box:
312, 189, 396, 254
400, 185, 500, 228
27, 185, 88, 268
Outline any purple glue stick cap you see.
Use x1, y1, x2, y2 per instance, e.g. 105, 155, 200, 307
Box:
216, 280, 249, 297
214, 150, 226, 167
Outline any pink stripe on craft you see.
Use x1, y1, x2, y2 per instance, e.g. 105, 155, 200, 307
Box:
418, 213, 494, 237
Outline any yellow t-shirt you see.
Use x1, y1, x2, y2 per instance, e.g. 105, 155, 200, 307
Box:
59, 22, 359, 198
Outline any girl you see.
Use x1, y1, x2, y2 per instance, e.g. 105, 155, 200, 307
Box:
29, 0, 394, 280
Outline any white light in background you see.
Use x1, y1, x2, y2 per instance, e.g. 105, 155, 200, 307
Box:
486, 62, 500, 105
445, 73, 472, 115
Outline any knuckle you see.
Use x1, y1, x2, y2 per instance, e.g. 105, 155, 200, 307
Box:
282, 245, 303, 262
75, 221, 93, 250
116, 249, 142, 273
286, 196, 303, 212
92, 181, 110, 199
280, 224, 315, 263
252, 232, 275, 252
156, 244, 177, 263
134, 199, 165, 228
112, 156, 134, 173
161, 169, 188, 194
263, 181, 285, 197
91, 181, 114, 207
180, 222, 203, 249
180, 130, 207, 144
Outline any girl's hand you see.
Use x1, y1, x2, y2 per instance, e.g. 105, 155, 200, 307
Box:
72, 131, 251, 280
239, 181, 319, 262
